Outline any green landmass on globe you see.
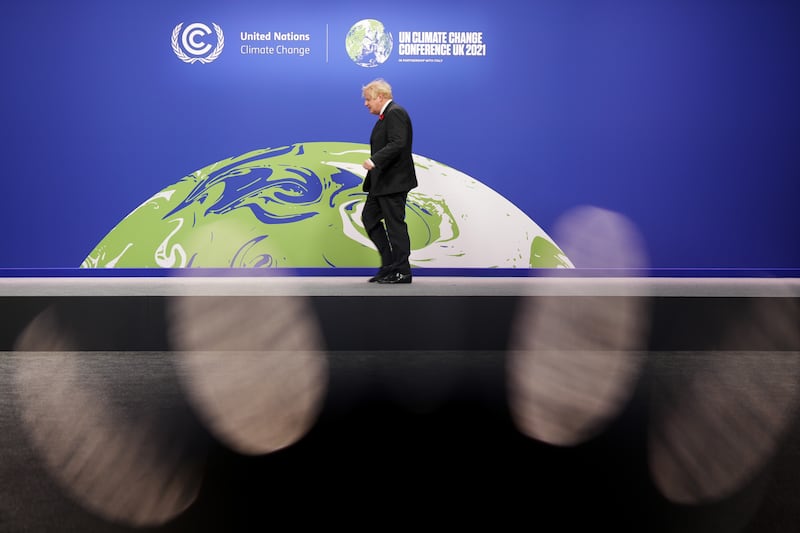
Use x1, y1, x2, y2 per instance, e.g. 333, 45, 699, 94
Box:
81, 142, 572, 270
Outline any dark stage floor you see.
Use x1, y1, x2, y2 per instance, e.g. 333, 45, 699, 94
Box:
1, 276, 799, 532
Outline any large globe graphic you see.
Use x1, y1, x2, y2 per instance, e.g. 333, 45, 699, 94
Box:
81, 142, 572, 270
345, 19, 393, 67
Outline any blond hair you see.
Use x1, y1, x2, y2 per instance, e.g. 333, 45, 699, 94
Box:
362, 78, 393, 99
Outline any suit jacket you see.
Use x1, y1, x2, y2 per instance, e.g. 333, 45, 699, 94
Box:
363, 101, 418, 196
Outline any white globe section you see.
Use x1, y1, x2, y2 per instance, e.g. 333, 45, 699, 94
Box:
326, 150, 572, 268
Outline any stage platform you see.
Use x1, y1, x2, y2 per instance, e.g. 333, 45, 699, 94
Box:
1, 275, 798, 351
3, 274, 800, 297
1, 275, 799, 531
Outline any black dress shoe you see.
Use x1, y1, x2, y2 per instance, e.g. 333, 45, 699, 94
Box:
376, 272, 412, 284
368, 268, 391, 282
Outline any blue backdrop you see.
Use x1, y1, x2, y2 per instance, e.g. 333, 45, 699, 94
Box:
3, 0, 799, 273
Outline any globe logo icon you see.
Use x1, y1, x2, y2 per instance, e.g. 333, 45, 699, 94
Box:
345, 19, 393, 67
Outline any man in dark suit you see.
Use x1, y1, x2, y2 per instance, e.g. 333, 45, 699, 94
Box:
361, 78, 417, 284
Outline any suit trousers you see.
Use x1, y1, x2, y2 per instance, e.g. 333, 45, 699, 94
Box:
361, 192, 412, 274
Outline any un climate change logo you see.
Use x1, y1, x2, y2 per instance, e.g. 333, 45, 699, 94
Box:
345, 19, 392, 67
172, 22, 224, 64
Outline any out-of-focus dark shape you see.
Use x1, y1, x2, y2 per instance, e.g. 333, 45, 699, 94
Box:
508, 206, 650, 445
167, 294, 329, 455
649, 295, 800, 504
13, 306, 205, 527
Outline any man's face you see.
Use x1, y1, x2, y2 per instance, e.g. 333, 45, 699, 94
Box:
364, 92, 385, 115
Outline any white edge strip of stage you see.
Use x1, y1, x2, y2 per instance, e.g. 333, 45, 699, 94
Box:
1, 277, 799, 297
